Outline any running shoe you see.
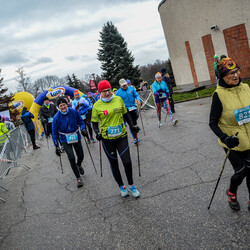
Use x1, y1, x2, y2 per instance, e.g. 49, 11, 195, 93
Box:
86, 140, 90, 144
128, 185, 140, 198
120, 185, 129, 198
77, 178, 83, 188
90, 138, 96, 143
134, 138, 140, 145
172, 119, 178, 126
158, 121, 163, 127
226, 189, 240, 211
78, 165, 85, 175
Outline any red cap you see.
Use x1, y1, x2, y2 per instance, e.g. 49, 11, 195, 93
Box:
98, 80, 111, 93
74, 90, 79, 96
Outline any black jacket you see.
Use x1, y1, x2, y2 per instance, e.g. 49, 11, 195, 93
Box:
39, 103, 58, 122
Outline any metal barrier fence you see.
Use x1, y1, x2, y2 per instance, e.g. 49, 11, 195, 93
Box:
0, 125, 33, 202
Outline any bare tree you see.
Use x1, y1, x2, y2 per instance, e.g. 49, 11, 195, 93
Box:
16, 67, 31, 92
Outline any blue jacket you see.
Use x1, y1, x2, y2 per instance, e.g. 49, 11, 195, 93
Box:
52, 108, 86, 146
152, 80, 170, 103
116, 86, 140, 108
21, 111, 35, 131
72, 97, 91, 115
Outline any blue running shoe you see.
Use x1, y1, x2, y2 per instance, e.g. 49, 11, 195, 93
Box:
120, 185, 129, 198
90, 138, 96, 143
134, 138, 140, 145
128, 185, 140, 198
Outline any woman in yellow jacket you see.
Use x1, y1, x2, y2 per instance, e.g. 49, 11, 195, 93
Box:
209, 58, 250, 211
0, 116, 9, 150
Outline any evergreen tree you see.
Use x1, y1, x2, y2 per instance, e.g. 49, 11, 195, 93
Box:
0, 69, 14, 112
72, 74, 81, 90
97, 21, 141, 88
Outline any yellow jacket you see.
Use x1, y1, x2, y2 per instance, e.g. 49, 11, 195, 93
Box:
0, 122, 9, 145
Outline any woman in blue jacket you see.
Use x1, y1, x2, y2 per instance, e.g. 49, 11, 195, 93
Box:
52, 97, 88, 188
21, 107, 40, 150
152, 72, 178, 127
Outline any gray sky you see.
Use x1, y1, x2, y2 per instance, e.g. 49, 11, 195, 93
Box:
0, 0, 169, 92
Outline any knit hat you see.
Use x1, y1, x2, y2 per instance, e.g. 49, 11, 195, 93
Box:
217, 58, 240, 78
214, 54, 219, 59
98, 80, 111, 93
119, 78, 127, 87
155, 72, 162, 78
160, 68, 167, 75
57, 97, 67, 106
43, 96, 49, 101
74, 90, 79, 96
126, 79, 131, 85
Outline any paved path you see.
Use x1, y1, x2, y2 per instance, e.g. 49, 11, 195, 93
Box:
1, 97, 250, 249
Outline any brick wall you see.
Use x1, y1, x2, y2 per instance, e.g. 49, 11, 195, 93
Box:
185, 41, 199, 87
202, 34, 216, 84
223, 24, 250, 79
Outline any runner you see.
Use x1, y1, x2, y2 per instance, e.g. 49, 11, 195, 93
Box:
116, 78, 141, 144
52, 97, 88, 188
152, 72, 178, 127
91, 80, 141, 198
39, 97, 58, 138
72, 90, 95, 143
209, 57, 250, 211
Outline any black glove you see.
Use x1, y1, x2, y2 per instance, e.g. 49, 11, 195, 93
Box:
96, 132, 102, 141
223, 136, 239, 148
55, 146, 61, 156
159, 92, 163, 97
131, 125, 140, 134
81, 129, 88, 137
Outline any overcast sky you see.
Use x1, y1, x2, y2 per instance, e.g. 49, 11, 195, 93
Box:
0, 0, 169, 92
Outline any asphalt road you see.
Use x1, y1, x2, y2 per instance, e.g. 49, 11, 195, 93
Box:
1, 97, 250, 250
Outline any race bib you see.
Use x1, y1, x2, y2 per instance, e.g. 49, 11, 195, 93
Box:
81, 114, 86, 120
65, 133, 78, 144
48, 117, 53, 123
107, 124, 122, 137
128, 106, 137, 112
159, 92, 167, 99
234, 105, 250, 125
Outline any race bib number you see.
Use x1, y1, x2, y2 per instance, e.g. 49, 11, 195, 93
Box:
107, 124, 122, 137
81, 114, 86, 120
128, 106, 137, 112
234, 105, 250, 125
159, 92, 167, 99
65, 133, 78, 144
48, 117, 53, 123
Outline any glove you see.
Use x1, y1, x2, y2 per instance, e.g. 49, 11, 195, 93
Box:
223, 136, 239, 148
55, 146, 61, 157
81, 129, 88, 137
96, 132, 102, 141
131, 125, 140, 134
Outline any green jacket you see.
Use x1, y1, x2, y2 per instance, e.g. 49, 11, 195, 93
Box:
214, 61, 219, 78
0, 122, 9, 144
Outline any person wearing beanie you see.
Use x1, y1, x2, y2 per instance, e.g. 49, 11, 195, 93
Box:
52, 97, 88, 188
21, 107, 40, 150
214, 54, 220, 82
39, 96, 58, 138
209, 57, 250, 211
152, 72, 178, 127
91, 80, 141, 198
113, 88, 117, 95
160, 68, 175, 113
116, 78, 141, 144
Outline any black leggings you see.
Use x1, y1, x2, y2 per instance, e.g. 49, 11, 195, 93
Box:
85, 110, 93, 140
126, 109, 138, 138
62, 140, 84, 179
102, 135, 133, 187
28, 128, 36, 148
225, 148, 250, 198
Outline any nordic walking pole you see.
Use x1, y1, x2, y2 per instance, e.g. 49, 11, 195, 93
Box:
135, 133, 141, 177
83, 137, 97, 174
99, 141, 103, 177
45, 122, 49, 149
207, 132, 238, 210
59, 154, 63, 174
139, 108, 146, 136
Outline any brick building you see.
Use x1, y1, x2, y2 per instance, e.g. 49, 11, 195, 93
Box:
158, 0, 250, 89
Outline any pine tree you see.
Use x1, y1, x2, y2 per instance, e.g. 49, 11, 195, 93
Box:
97, 21, 141, 88
72, 74, 81, 90
0, 69, 14, 112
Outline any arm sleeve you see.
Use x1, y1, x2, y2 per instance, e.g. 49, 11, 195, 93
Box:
91, 104, 100, 122
76, 111, 86, 131
121, 98, 127, 115
209, 92, 228, 141
52, 119, 59, 146
29, 112, 35, 119
2, 124, 9, 135
133, 89, 140, 102
92, 122, 99, 134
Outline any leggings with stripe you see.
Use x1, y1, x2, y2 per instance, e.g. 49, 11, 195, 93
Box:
102, 135, 133, 187
156, 99, 173, 122
225, 149, 250, 198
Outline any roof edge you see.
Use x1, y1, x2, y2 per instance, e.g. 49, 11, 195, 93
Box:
158, 0, 167, 11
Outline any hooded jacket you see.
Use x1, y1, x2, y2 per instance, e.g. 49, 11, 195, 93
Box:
152, 80, 170, 103
116, 86, 140, 108
21, 109, 35, 131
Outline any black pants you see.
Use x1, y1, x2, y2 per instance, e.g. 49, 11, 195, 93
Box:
85, 110, 93, 140
225, 149, 250, 198
28, 129, 36, 148
102, 135, 133, 187
62, 140, 84, 179
42, 122, 52, 136
169, 93, 175, 113
126, 109, 139, 138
